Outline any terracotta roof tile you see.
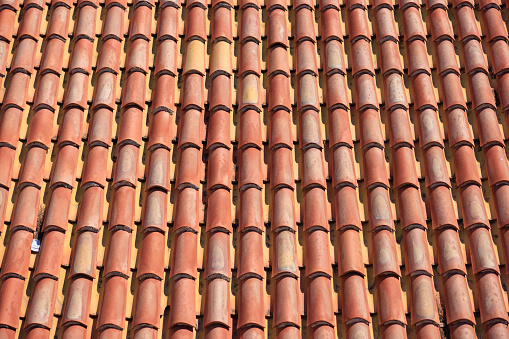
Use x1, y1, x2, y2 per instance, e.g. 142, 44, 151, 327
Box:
2, 0, 509, 336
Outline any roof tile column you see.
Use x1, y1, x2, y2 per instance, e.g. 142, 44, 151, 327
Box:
321, 0, 373, 336
0, 0, 25, 226
488, 0, 509, 126
94, 0, 154, 337
168, 0, 206, 335
58, 0, 125, 337
23, 0, 87, 337
267, 0, 301, 335
346, 0, 407, 335
399, 0, 480, 336
477, 0, 509, 285
202, 0, 234, 335
293, 0, 335, 335
373, 0, 441, 336
448, 0, 509, 335
236, 0, 266, 336
0, 0, 59, 335
0, 0, 19, 77
130, 0, 178, 337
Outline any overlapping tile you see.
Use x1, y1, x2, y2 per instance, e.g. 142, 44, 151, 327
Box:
0, 0, 508, 337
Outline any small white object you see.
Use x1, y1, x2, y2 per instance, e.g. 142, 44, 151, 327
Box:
31, 239, 41, 252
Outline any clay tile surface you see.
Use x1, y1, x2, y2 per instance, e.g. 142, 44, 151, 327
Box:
1, 0, 509, 337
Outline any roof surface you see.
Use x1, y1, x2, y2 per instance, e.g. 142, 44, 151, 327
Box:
0, 0, 508, 337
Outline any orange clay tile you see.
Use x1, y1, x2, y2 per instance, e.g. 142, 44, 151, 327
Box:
0, 0, 508, 336
235, 2, 266, 336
